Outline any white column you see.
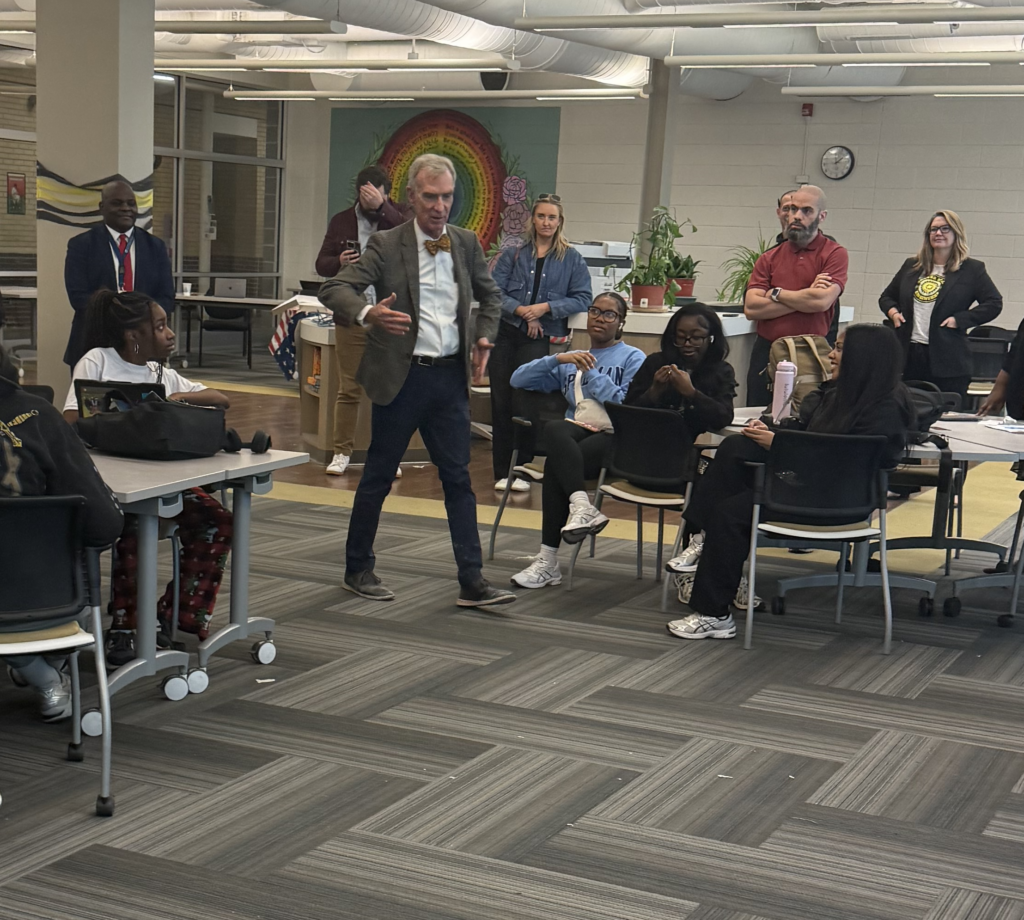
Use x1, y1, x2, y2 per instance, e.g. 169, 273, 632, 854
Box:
637, 62, 679, 242
36, 0, 155, 392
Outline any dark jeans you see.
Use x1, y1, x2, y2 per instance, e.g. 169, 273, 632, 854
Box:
684, 434, 768, 618
539, 419, 612, 547
904, 342, 971, 405
489, 323, 551, 479
346, 363, 483, 587
746, 335, 773, 408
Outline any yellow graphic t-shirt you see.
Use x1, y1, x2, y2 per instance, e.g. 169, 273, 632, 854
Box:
911, 265, 946, 345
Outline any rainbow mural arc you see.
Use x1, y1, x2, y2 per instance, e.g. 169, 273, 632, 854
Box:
379, 109, 507, 250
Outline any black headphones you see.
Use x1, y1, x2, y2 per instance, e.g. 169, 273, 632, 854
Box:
224, 428, 272, 454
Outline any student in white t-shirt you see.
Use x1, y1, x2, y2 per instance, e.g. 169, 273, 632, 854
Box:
64, 289, 233, 668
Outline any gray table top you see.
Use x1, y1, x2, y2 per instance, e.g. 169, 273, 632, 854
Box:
92, 449, 308, 504
930, 419, 1024, 459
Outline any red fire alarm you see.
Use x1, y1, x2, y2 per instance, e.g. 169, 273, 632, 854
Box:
801, 103, 814, 117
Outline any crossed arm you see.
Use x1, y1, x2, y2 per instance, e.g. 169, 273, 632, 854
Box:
744, 273, 841, 320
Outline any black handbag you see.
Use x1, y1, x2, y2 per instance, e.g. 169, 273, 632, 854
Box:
75, 398, 227, 461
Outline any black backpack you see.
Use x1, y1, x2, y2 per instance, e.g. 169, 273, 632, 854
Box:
75, 398, 228, 461
903, 381, 957, 445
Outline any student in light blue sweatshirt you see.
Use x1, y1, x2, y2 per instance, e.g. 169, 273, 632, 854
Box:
509, 292, 645, 589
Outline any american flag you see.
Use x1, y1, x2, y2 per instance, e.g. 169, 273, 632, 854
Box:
269, 307, 326, 380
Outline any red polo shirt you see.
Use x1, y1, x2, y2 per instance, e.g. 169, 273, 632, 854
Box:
747, 232, 848, 342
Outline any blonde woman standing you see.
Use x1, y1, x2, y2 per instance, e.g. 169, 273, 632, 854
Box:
879, 210, 1002, 400
489, 194, 592, 492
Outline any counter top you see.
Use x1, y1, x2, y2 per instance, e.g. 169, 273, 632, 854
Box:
568, 305, 854, 336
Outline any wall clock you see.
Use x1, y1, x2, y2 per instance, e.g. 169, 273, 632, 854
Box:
821, 145, 855, 180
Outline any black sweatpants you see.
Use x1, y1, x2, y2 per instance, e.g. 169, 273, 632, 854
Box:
539, 419, 612, 547
683, 433, 768, 618
489, 323, 551, 479
904, 342, 971, 405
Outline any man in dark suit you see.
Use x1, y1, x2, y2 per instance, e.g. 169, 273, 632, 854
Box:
318, 153, 515, 609
63, 179, 175, 367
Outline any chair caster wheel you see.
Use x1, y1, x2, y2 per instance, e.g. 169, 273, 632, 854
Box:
7, 665, 28, 688
95, 795, 115, 818
81, 709, 103, 738
943, 597, 961, 618
771, 596, 785, 616
186, 668, 209, 694
251, 640, 276, 664
998, 614, 1015, 628
67, 742, 84, 762
918, 597, 934, 618
161, 674, 189, 701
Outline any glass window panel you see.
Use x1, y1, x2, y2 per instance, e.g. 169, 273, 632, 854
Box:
154, 76, 177, 147
183, 80, 281, 160
0, 69, 36, 271
151, 154, 176, 256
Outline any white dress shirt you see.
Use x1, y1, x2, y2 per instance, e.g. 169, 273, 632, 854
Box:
412, 222, 460, 357
106, 224, 135, 291
355, 205, 378, 304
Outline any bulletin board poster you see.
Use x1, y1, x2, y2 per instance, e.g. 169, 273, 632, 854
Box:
328, 107, 560, 257
6, 173, 26, 215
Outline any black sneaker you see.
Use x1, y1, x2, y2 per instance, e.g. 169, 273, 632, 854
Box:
343, 570, 396, 601
457, 579, 516, 609
105, 630, 136, 668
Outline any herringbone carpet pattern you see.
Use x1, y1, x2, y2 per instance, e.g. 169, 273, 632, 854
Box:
2, 497, 1024, 920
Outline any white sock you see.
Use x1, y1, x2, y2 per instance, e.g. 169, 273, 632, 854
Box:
539, 545, 559, 567
569, 490, 591, 510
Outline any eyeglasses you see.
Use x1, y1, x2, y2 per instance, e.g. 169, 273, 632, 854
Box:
535, 193, 561, 204
588, 306, 622, 322
929, 225, 953, 236
675, 333, 708, 346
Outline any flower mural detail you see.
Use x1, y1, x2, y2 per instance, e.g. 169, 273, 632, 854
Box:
500, 199, 530, 238
502, 175, 528, 205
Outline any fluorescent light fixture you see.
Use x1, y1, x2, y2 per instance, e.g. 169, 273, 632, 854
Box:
0, 28, 31, 33
535, 94, 635, 100
164, 67, 249, 73
264, 67, 370, 73
153, 73, 176, 83
385, 66, 503, 72
233, 95, 316, 101
724, 21, 889, 28
684, 63, 815, 69
935, 92, 1024, 97
842, 61, 989, 67
329, 96, 416, 102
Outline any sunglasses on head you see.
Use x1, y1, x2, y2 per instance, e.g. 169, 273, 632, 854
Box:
535, 193, 562, 204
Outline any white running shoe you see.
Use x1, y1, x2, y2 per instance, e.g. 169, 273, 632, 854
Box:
394, 466, 403, 479
666, 613, 737, 640
667, 534, 704, 574
495, 478, 531, 493
675, 573, 694, 605
511, 558, 562, 589
561, 503, 609, 544
38, 673, 73, 722
733, 576, 765, 612
326, 453, 351, 476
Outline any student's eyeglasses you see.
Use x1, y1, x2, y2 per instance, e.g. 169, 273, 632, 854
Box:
929, 225, 953, 236
675, 333, 709, 346
535, 193, 562, 203
588, 306, 622, 322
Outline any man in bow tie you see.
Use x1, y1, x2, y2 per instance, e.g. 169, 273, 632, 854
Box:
318, 153, 515, 610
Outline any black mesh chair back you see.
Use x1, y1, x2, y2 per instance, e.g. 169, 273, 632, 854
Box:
967, 338, 1011, 382
203, 305, 248, 325
22, 384, 55, 404
604, 402, 695, 492
0, 495, 86, 628
761, 431, 888, 525
968, 325, 1016, 342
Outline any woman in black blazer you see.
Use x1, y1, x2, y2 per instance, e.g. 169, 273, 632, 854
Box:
879, 209, 1002, 400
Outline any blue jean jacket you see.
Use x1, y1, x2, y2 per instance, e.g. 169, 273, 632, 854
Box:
491, 243, 592, 338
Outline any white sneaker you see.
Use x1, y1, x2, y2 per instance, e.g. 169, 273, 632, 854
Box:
667, 534, 704, 574
561, 502, 609, 544
326, 453, 350, 476
675, 573, 694, 605
38, 673, 73, 722
394, 466, 403, 479
511, 558, 562, 589
495, 478, 531, 493
733, 576, 765, 612
666, 613, 737, 640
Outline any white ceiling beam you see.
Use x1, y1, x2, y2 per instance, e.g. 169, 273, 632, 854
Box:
223, 88, 645, 101
780, 83, 1024, 95
0, 19, 344, 34
665, 52, 1024, 67
157, 57, 519, 72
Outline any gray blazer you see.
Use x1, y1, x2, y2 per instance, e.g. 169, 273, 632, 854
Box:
318, 221, 502, 406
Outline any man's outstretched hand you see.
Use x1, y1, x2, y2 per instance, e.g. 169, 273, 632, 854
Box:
364, 293, 411, 336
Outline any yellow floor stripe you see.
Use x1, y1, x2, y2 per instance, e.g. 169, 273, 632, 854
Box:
263, 461, 1020, 565
194, 380, 299, 398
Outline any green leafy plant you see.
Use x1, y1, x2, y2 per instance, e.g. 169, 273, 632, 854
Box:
667, 252, 701, 280
608, 206, 697, 297
716, 231, 772, 303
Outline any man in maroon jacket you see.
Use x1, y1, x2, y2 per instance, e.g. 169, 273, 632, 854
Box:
316, 165, 405, 476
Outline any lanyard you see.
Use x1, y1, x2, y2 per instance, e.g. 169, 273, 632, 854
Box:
107, 232, 134, 291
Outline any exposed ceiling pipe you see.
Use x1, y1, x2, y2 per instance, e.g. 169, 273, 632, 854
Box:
258, 0, 649, 86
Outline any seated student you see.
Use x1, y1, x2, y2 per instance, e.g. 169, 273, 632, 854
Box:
625, 303, 738, 586
978, 317, 1024, 419
0, 344, 124, 720
63, 290, 231, 666
667, 324, 911, 640
507, 292, 644, 589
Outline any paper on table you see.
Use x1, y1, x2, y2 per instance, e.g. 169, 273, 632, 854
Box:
982, 418, 1024, 432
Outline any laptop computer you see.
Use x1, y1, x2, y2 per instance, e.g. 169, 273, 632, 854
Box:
299, 279, 323, 295
74, 380, 167, 418
213, 278, 246, 298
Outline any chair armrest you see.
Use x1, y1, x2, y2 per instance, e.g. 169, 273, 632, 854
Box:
744, 461, 767, 504
85, 547, 104, 608
512, 416, 533, 429
511, 416, 532, 452
877, 469, 890, 510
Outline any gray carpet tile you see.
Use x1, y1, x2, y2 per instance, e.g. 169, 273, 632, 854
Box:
6, 498, 1024, 919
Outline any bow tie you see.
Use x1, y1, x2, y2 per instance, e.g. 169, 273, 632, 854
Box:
424, 235, 451, 256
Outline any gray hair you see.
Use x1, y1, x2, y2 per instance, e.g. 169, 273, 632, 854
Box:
407, 153, 457, 194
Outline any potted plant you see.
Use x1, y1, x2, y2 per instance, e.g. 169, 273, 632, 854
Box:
611, 206, 696, 310
716, 232, 772, 304
667, 253, 701, 298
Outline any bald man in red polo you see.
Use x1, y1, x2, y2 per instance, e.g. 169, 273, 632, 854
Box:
743, 185, 848, 406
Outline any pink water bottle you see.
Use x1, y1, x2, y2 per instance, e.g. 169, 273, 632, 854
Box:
772, 360, 796, 422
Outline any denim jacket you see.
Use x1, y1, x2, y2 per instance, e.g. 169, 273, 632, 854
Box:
491, 243, 592, 338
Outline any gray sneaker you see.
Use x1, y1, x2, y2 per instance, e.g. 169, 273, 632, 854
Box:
560, 502, 609, 544
39, 673, 73, 723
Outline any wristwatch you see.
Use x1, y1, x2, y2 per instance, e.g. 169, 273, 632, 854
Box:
769, 287, 782, 303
